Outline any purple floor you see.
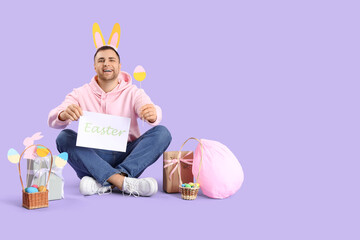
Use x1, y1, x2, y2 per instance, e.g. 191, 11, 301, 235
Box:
1, 161, 246, 239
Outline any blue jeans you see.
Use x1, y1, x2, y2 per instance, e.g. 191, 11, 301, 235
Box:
56, 125, 172, 186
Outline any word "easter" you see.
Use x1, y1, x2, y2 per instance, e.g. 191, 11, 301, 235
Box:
84, 122, 126, 136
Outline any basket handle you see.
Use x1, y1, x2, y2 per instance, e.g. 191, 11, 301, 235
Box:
177, 137, 203, 185
18, 144, 53, 191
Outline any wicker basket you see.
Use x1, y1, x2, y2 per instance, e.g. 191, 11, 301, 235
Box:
18, 144, 53, 210
177, 137, 203, 200
179, 185, 200, 200
22, 189, 49, 209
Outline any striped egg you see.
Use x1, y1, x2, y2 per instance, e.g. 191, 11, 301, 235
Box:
36, 146, 49, 157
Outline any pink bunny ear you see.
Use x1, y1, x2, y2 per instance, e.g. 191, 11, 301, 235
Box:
31, 132, 43, 141
93, 23, 106, 49
23, 132, 43, 147
108, 23, 121, 50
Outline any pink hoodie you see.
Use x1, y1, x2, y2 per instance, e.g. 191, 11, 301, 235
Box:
48, 71, 162, 142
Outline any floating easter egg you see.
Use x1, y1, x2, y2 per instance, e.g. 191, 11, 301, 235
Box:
133, 65, 146, 82
25, 187, 38, 193
38, 186, 47, 192
7, 148, 20, 164
36, 146, 49, 157
31, 184, 38, 188
55, 152, 68, 168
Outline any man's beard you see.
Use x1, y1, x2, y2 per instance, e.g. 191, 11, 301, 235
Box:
99, 71, 118, 82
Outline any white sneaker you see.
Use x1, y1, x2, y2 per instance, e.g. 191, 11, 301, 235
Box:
123, 177, 158, 197
79, 176, 112, 196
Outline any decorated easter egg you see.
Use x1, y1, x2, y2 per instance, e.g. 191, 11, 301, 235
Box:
31, 184, 38, 188
36, 146, 49, 157
38, 186, 47, 192
55, 152, 68, 168
7, 148, 20, 164
133, 65, 146, 82
25, 187, 38, 193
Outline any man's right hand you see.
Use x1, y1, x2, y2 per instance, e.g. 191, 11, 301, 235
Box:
59, 104, 83, 121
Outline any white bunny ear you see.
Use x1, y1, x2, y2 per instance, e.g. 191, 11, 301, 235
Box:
31, 132, 43, 141
93, 23, 106, 49
108, 23, 121, 50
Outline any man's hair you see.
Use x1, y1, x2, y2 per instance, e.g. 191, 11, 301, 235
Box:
94, 46, 121, 62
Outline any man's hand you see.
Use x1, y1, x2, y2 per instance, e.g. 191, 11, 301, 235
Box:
140, 104, 157, 123
59, 104, 83, 121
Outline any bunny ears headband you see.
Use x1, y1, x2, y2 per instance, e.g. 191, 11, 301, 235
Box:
93, 23, 121, 50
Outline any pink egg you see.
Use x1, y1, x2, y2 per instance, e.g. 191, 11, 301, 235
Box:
134, 65, 145, 73
31, 184, 38, 188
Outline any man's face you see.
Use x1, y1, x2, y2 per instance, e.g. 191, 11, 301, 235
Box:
94, 49, 121, 82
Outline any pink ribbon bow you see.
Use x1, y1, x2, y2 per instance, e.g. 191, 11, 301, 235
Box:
164, 152, 193, 180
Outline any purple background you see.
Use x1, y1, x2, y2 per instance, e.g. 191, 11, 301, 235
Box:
0, 0, 358, 239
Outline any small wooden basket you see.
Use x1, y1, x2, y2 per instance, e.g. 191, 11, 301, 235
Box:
177, 137, 203, 200
18, 144, 53, 210
22, 190, 49, 209
179, 185, 200, 200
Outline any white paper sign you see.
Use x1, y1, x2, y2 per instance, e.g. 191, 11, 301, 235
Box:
76, 111, 131, 152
